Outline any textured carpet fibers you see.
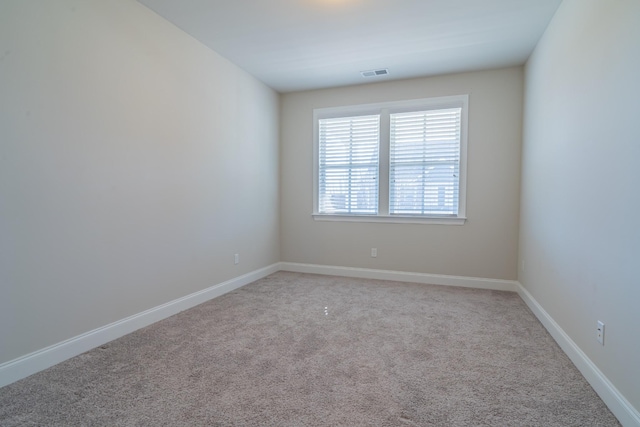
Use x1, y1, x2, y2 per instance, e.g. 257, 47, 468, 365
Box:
0, 272, 620, 426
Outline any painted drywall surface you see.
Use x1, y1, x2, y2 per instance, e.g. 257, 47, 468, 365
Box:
280, 67, 523, 280
0, 0, 279, 364
520, 0, 640, 410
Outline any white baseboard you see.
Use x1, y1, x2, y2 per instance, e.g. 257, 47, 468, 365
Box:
516, 282, 640, 427
279, 262, 517, 292
0, 263, 280, 389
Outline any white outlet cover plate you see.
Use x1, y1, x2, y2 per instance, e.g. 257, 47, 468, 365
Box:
597, 321, 605, 345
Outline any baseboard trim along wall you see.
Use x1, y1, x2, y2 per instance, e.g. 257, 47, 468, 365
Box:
0, 263, 280, 389
516, 282, 640, 427
279, 262, 518, 292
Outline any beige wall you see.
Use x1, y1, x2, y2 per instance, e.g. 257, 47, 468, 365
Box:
281, 67, 523, 280
520, 0, 640, 411
0, 0, 280, 364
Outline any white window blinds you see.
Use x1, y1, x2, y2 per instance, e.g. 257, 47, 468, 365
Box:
390, 108, 462, 216
318, 115, 380, 214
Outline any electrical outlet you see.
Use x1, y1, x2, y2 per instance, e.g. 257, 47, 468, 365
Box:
234, 253, 239, 265
371, 248, 377, 258
596, 321, 605, 345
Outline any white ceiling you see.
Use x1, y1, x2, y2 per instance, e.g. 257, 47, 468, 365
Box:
137, 0, 562, 93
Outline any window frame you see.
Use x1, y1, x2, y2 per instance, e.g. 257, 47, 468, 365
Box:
313, 95, 469, 225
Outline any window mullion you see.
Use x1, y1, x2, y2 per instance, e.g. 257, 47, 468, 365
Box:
348, 121, 353, 214
378, 109, 390, 216
421, 114, 426, 215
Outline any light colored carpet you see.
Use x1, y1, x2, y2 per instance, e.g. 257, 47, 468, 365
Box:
0, 272, 620, 426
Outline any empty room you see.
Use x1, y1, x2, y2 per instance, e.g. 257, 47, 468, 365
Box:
1, 0, 638, 425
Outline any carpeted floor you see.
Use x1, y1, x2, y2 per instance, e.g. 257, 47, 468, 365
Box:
0, 272, 620, 426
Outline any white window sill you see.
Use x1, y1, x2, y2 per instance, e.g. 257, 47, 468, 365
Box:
312, 214, 466, 225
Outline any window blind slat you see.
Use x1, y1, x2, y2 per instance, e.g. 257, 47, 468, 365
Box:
390, 108, 462, 216
318, 115, 380, 214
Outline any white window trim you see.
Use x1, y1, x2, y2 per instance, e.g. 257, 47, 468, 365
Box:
313, 95, 469, 225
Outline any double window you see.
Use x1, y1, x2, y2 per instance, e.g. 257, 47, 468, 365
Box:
313, 95, 468, 224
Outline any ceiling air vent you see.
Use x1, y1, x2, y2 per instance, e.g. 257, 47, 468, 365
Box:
361, 68, 389, 78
